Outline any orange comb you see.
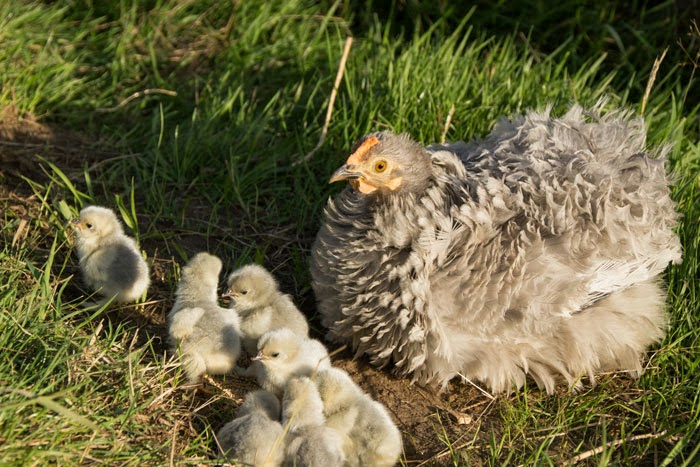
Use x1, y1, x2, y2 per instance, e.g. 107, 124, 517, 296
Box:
346, 135, 380, 165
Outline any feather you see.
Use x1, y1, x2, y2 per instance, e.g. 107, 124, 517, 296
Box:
312, 102, 682, 393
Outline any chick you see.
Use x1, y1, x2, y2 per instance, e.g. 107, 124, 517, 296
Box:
315, 367, 402, 467
168, 252, 241, 384
252, 328, 331, 396
217, 389, 286, 467
70, 205, 150, 305
314, 367, 363, 431
225, 264, 309, 354
281, 376, 345, 467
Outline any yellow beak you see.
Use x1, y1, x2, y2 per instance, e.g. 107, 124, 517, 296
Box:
329, 164, 362, 184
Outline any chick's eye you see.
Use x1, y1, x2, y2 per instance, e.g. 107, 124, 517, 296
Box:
271, 352, 280, 358
374, 160, 387, 173
85, 223, 93, 229
240, 290, 248, 295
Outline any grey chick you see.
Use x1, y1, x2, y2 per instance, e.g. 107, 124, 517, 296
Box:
252, 328, 331, 396
70, 205, 150, 305
168, 252, 241, 384
315, 367, 402, 467
311, 101, 683, 393
217, 389, 286, 467
225, 264, 309, 354
281, 376, 345, 467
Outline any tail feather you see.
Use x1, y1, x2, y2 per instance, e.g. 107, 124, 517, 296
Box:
423, 280, 668, 393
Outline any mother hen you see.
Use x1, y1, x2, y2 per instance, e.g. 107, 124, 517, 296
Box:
311, 103, 682, 393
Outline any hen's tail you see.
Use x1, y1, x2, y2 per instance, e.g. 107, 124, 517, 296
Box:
558, 279, 669, 382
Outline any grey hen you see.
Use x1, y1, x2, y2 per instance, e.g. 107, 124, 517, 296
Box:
311, 102, 682, 393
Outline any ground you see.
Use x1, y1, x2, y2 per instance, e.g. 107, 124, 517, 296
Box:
0, 107, 660, 465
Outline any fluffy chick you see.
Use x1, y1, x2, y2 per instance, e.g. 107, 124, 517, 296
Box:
252, 328, 331, 396
315, 367, 402, 467
168, 252, 241, 384
217, 390, 286, 467
70, 205, 150, 305
225, 264, 309, 354
281, 376, 345, 467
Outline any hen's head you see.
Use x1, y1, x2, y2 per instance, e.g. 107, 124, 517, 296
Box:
329, 131, 431, 194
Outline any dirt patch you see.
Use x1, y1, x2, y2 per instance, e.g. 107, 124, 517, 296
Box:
0, 105, 102, 189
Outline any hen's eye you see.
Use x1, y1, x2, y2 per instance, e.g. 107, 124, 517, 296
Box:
374, 160, 387, 173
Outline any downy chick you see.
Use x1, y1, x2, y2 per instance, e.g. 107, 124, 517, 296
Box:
315, 367, 402, 467
168, 252, 241, 384
70, 205, 150, 305
225, 264, 309, 354
217, 389, 285, 467
281, 376, 345, 467
252, 328, 330, 396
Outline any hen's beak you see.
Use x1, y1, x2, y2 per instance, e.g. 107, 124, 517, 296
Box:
329, 164, 362, 184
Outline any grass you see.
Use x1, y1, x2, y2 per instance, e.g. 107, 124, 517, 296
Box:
1, 0, 698, 464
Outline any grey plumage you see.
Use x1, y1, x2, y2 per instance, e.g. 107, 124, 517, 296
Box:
314, 367, 402, 467
71, 205, 150, 305
311, 102, 683, 393
281, 376, 345, 467
252, 328, 331, 396
225, 264, 309, 354
168, 252, 241, 384
217, 389, 285, 467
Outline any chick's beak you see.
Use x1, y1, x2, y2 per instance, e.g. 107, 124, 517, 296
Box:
329, 164, 362, 184
251, 352, 267, 362
70, 218, 82, 230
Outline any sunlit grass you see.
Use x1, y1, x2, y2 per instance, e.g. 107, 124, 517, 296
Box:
1, 0, 698, 464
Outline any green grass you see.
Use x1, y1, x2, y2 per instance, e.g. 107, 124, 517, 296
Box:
1, 0, 698, 464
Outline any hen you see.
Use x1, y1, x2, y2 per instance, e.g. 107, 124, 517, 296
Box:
311, 103, 682, 393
